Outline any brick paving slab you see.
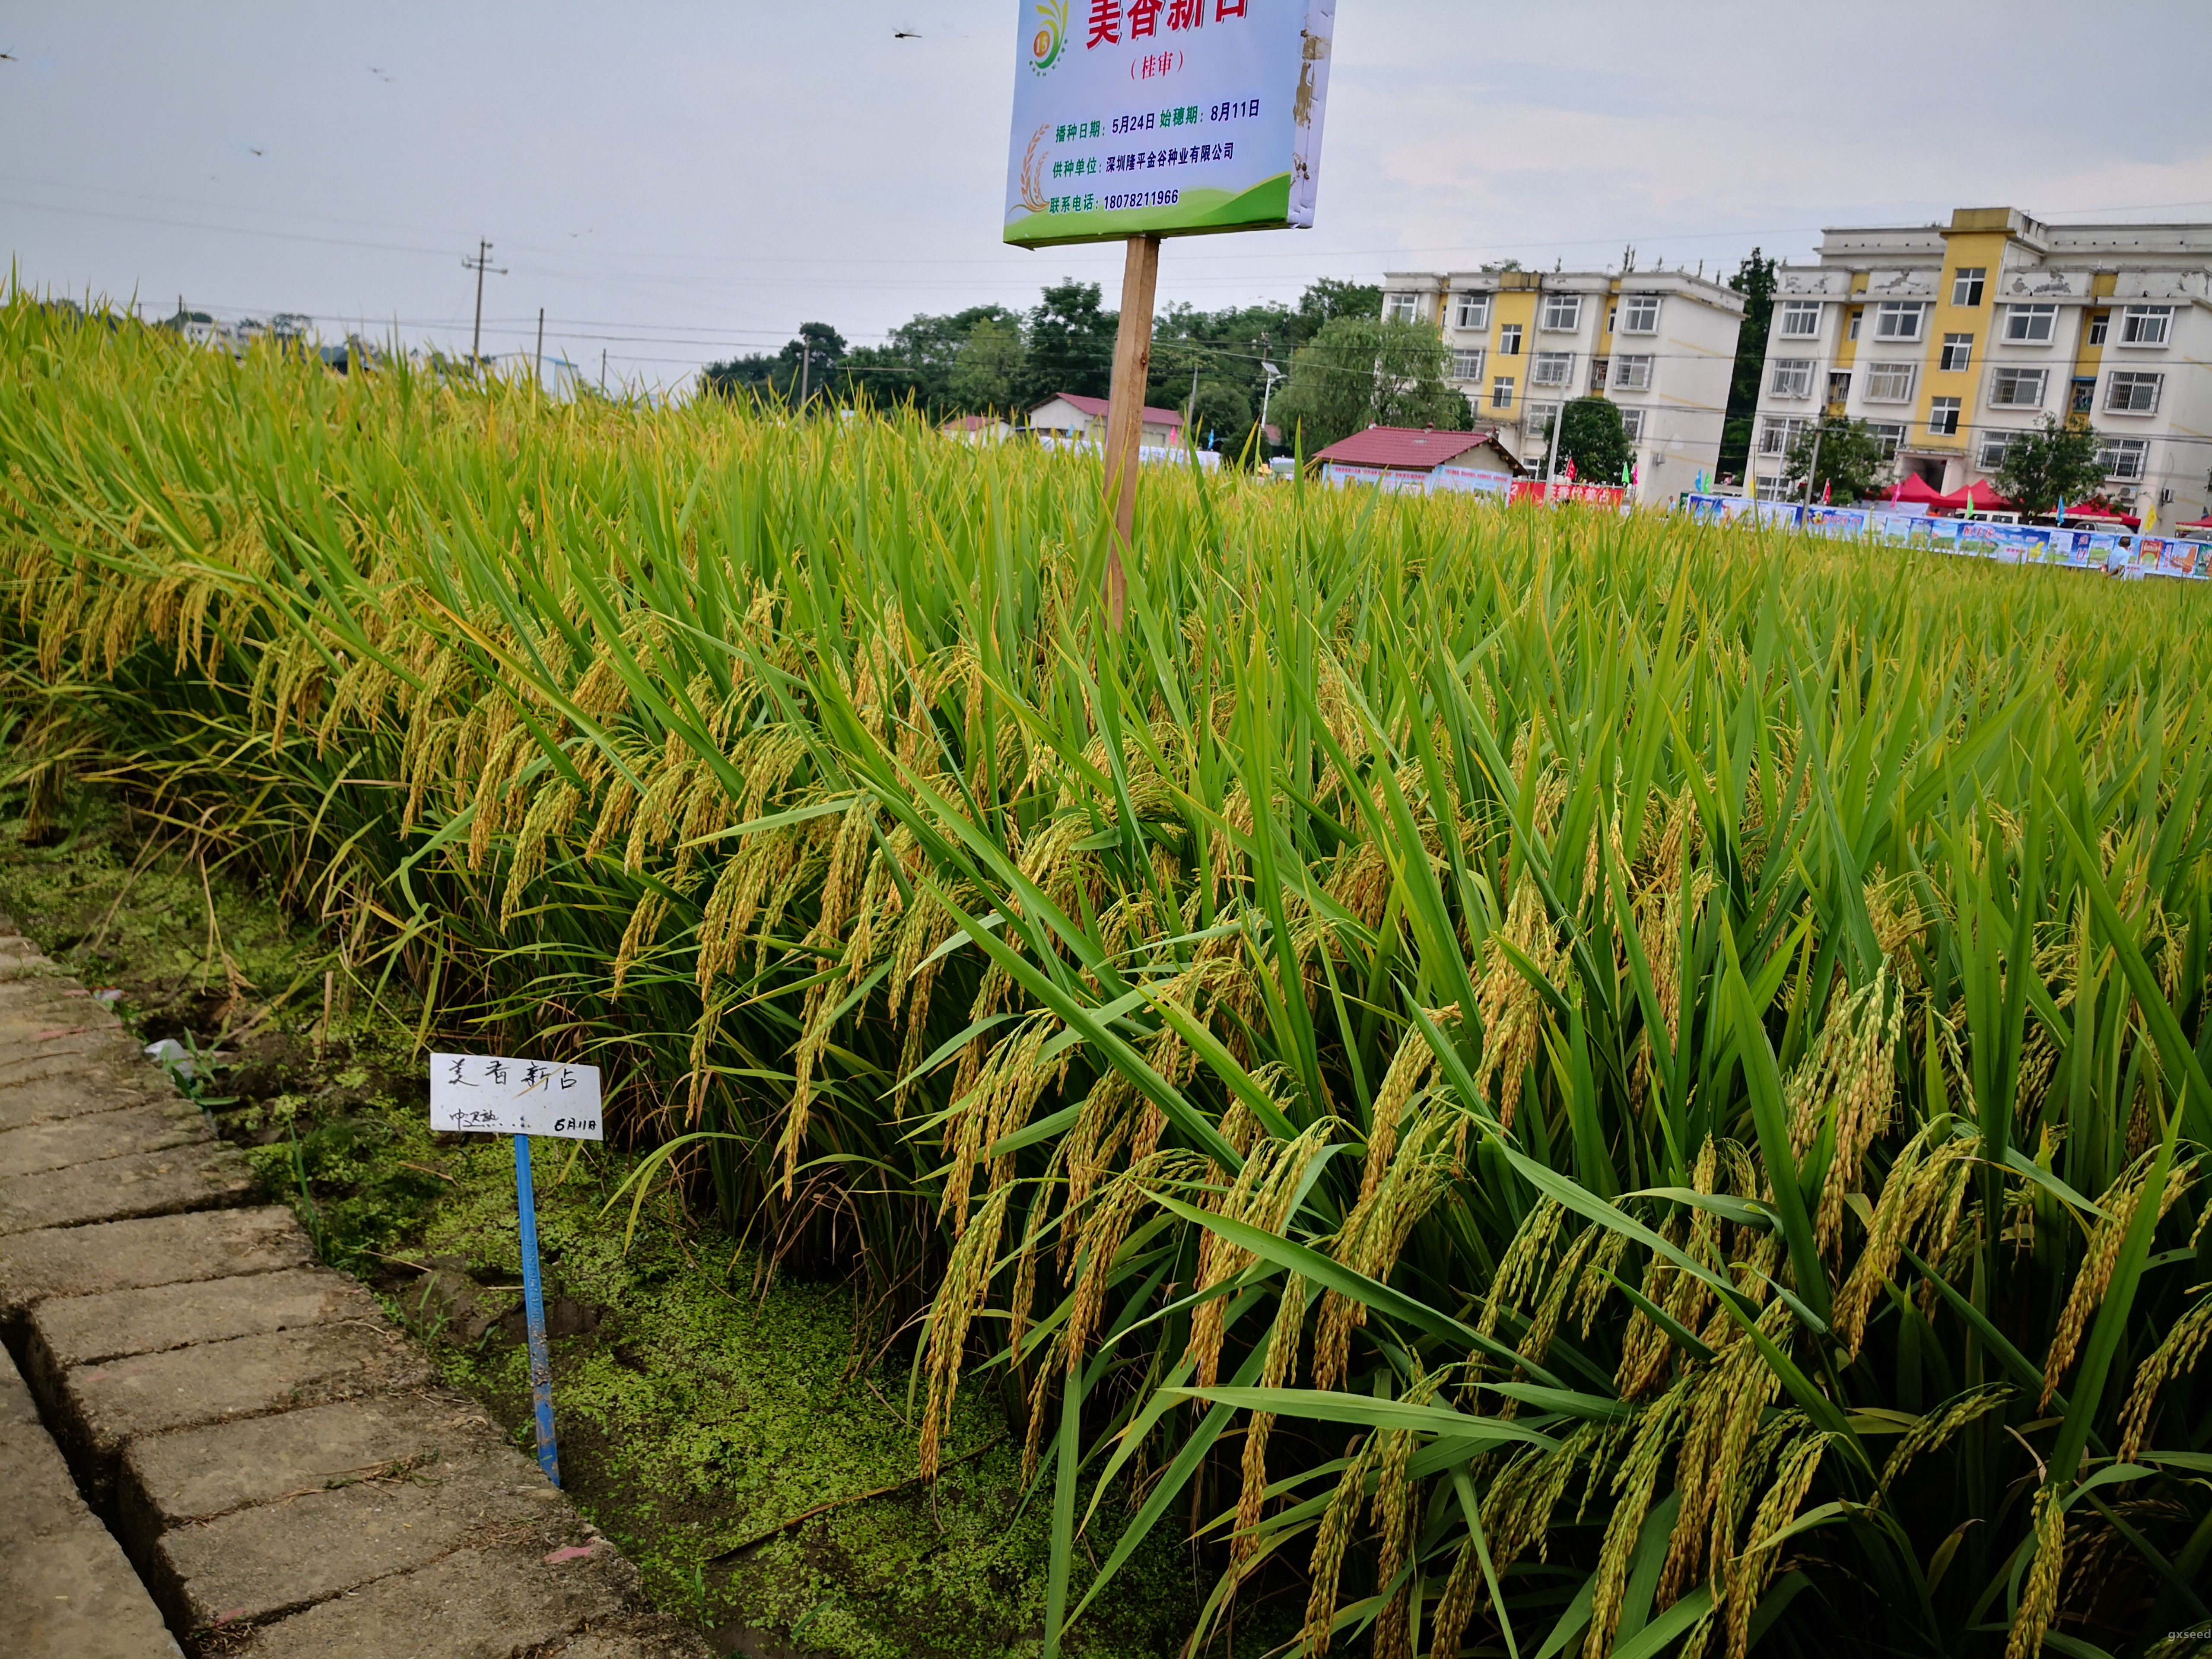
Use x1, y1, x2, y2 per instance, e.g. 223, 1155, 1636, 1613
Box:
61, 1321, 435, 1457
37, 1267, 380, 1369
124, 1394, 496, 1529
0, 1068, 162, 1132
0, 1098, 213, 1179
3, 1343, 185, 1657
0, 1206, 312, 1316
235, 1541, 638, 1659
160, 1446, 579, 1628
0, 1139, 257, 1234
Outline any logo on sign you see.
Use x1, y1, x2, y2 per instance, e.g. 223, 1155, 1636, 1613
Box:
1030, 0, 1068, 73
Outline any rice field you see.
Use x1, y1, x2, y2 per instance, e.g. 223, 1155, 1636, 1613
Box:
3, 295, 2209, 1659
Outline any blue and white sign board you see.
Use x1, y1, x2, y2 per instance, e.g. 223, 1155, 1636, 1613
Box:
430, 1053, 603, 1140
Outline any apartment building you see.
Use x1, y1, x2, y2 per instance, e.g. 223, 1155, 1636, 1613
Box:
1750, 206, 2212, 521
1378, 267, 1744, 502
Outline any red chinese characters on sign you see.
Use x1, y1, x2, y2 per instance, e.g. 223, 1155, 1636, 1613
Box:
1096, 0, 1246, 49
1132, 51, 1184, 78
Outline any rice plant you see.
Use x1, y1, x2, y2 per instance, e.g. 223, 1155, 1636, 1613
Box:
3, 293, 2209, 1657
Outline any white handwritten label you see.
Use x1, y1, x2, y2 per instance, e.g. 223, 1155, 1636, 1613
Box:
429, 1053, 604, 1141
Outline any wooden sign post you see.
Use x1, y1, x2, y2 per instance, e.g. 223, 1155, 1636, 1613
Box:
1001, 2, 1337, 633
1102, 233, 1162, 632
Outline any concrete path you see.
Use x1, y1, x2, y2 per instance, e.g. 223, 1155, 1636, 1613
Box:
0, 914, 709, 1659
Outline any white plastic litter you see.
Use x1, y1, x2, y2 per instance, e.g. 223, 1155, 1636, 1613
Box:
92, 987, 124, 1004
144, 1038, 198, 1080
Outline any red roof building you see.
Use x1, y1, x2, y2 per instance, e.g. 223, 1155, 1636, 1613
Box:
1312, 425, 1519, 473
1026, 391, 1184, 448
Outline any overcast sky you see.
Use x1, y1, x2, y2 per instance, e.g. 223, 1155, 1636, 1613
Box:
6, 2, 2211, 388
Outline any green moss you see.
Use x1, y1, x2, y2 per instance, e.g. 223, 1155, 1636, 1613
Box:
0, 791, 1199, 1657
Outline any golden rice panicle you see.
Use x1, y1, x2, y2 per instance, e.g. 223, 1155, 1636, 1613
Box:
2043, 1154, 2187, 1408
2116, 1290, 2212, 1462
1723, 1431, 1831, 1659
1233, 1271, 1308, 1561
1300, 1428, 1383, 1659
917, 1182, 1011, 1480
2005, 1484, 2066, 1659
1876, 1383, 2010, 1503
1586, 1376, 1691, 1659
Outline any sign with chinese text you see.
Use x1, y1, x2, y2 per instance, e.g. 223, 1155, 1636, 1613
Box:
430, 1053, 604, 1141
1005, 0, 1335, 247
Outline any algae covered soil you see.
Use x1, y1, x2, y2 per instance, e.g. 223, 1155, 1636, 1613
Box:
0, 788, 1201, 1659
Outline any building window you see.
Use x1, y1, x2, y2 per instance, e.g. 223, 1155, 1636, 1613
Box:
1874, 301, 1927, 341
1848, 308, 1863, 340
2070, 377, 2095, 414
1827, 370, 1851, 405
1928, 397, 1961, 436
1976, 430, 2021, 472
1491, 376, 1514, 410
2002, 304, 2057, 344
1776, 300, 1822, 339
1452, 347, 1485, 381
1864, 362, 1916, 402
1939, 333, 1973, 372
1621, 294, 1661, 334
2096, 436, 2148, 480
1590, 358, 1609, 391
2105, 370, 2163, 413
1767, 358, 1815, 399
1531, 351, 1573, 388
1758, 416, 1809, 457
1951, 266, 1986, 306
1498, 324, 1522, 356
1865, 422, 1904, 459
1383, 292, 1420, 323
1611, 354, 1654, 391
2087, 312, 2110, 346
1618, 408, 1645, 442
2120, 305, 2171, 346
1453, 293, 1491, 330
1526, 401, 1561, 443
1989, 366, 2047, 408
1539, 294, 1582, 331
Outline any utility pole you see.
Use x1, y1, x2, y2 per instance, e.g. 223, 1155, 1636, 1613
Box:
462, 239, 506, 364
798, 343, 810, 413
1801, 419, 1827, 506
534, 307, 545, 382
600, 349, 607, 395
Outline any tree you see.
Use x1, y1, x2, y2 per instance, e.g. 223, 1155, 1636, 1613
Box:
1995, 416, 2108, 517
1272, 317, 1471, 454
1186, 380, 1252, 452
1551, 398, 1630, 485
1017, 280, 1117, 404
1716, 248, 1777, 481
839, 304, 1021, 416
1782, 416, 1892, 503
946, 317, 1027, 414
1295, 277, 1384, 338
701, 321, 847, 408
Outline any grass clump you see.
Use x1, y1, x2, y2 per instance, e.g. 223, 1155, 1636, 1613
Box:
3, 294, 2210, 1657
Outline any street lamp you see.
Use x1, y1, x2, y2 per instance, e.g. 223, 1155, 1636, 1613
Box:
1257, 360, 1285, 453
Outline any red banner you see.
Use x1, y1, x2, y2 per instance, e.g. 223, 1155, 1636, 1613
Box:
1511, 480, 1627, 509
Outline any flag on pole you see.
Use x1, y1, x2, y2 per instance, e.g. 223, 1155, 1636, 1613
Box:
1821, 479, 1832, 505
1564, 456, 1577, 484
2057, 498, 2068, 525
2142, 497, 2158, 534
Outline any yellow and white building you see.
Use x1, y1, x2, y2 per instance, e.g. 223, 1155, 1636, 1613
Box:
1379, 266, 1745, 502
1751, 206, 2212, 520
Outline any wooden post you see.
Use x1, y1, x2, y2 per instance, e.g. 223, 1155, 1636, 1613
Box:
1102, 234, 1162, 632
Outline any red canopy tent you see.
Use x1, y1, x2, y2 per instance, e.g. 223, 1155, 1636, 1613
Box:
1882, 474, 1943, 505
1932, 481, 2016, 515
2176, 515, 2212, 531
2059, 509, 2142, 531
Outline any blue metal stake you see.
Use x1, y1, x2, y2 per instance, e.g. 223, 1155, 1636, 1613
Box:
513, 1133, 561, 1486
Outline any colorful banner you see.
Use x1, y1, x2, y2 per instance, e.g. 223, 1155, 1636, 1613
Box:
1004, 0, 1335, 247
1430, 464, 1516, 498
1675, 495, 2209, 580
1510, 480, 1627, 509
